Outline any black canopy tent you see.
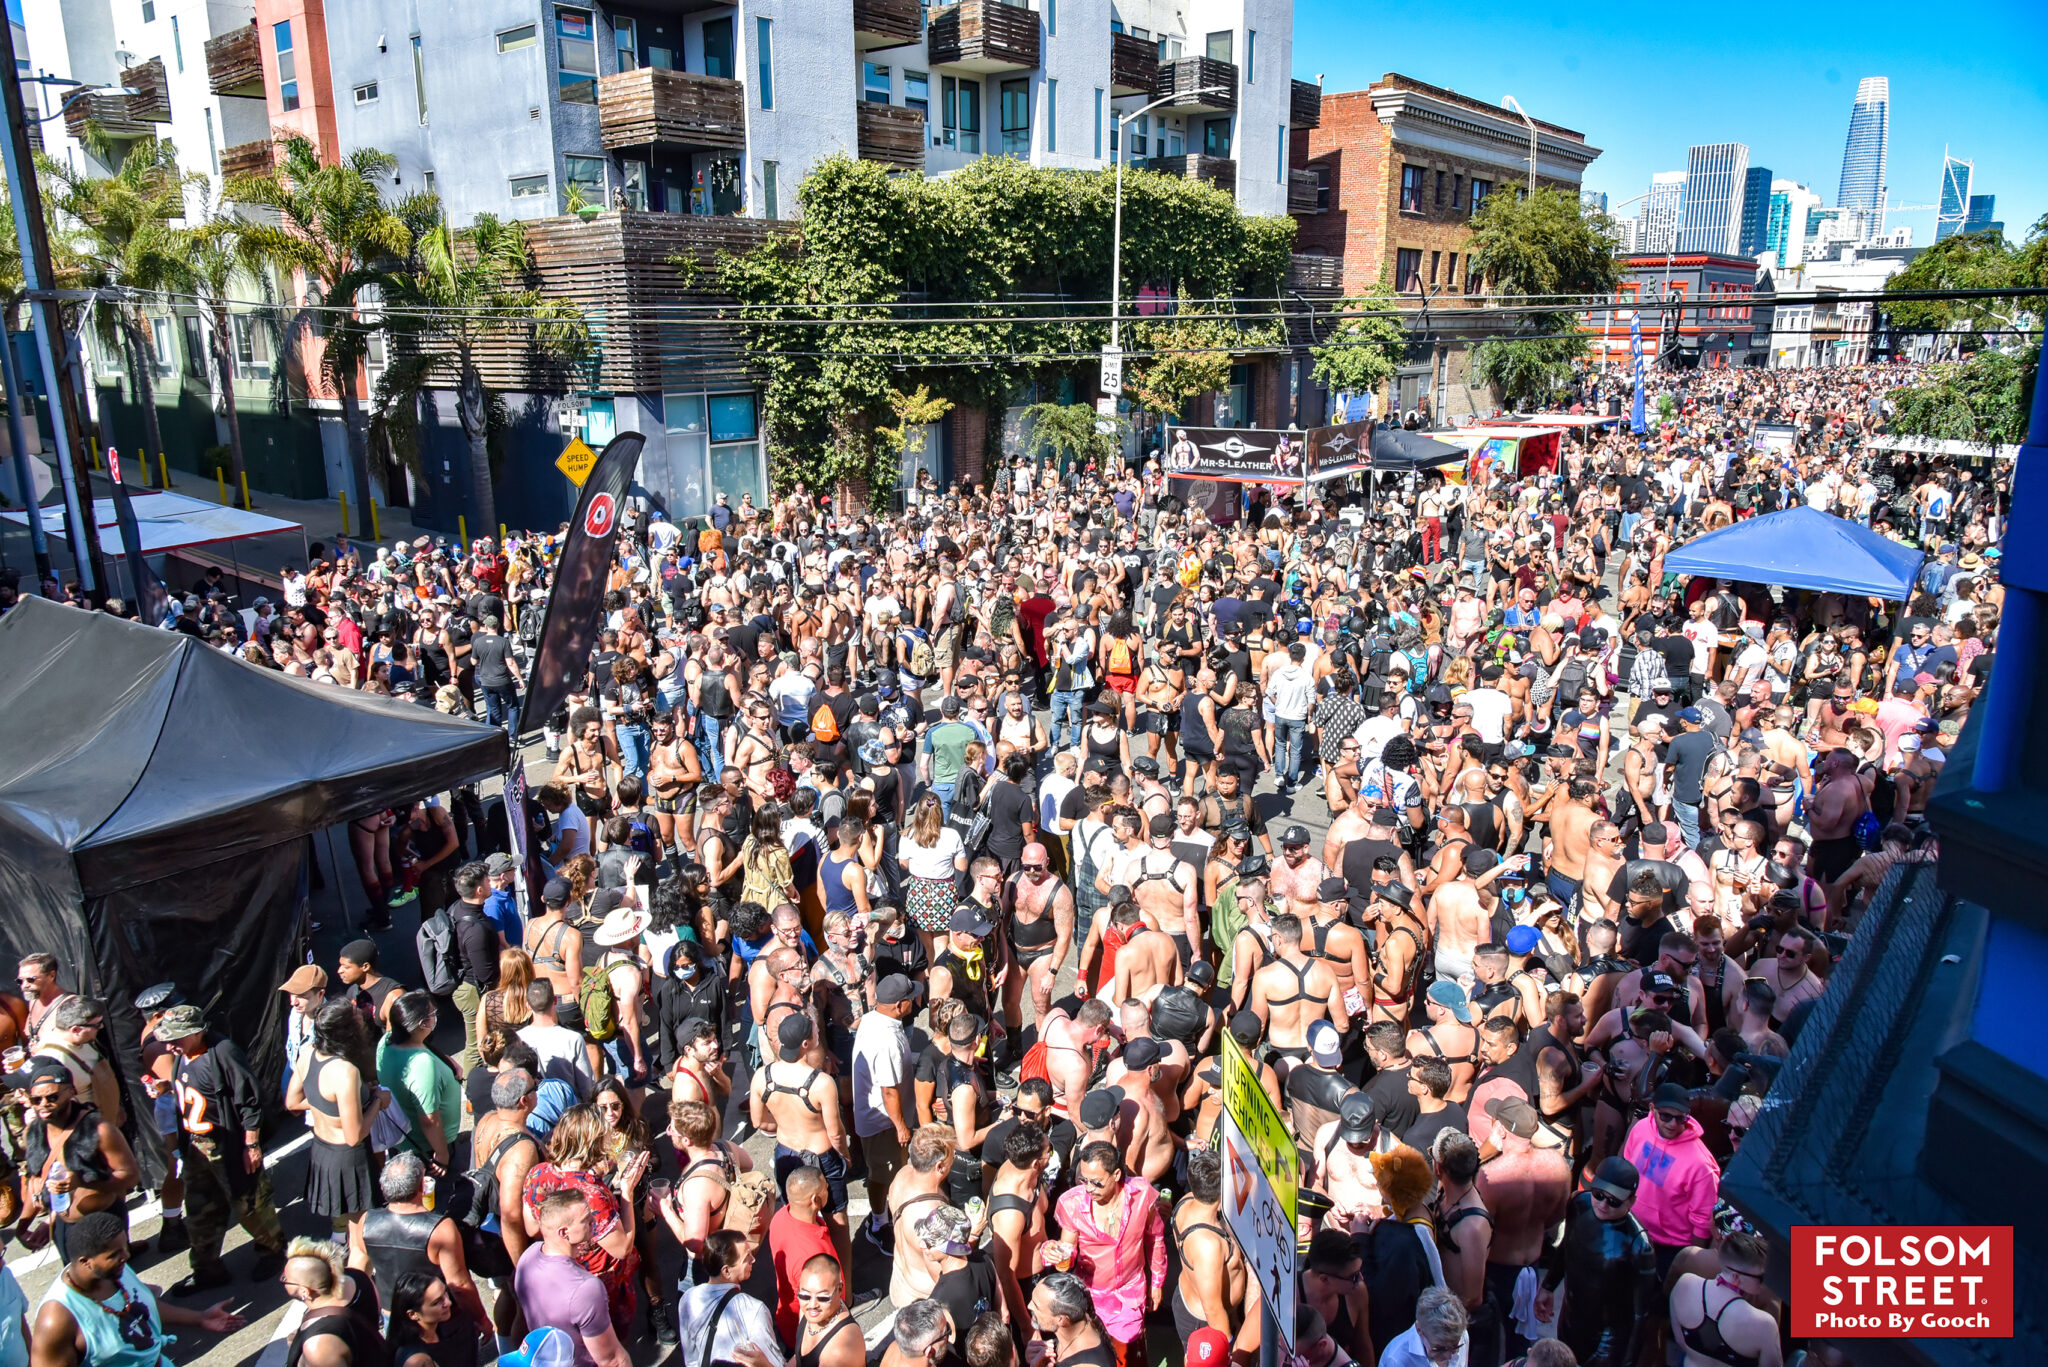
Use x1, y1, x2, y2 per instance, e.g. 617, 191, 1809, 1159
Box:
0, 597, 508, 1173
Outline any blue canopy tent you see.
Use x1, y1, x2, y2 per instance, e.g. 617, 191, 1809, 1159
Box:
1662, 505, 1925, 600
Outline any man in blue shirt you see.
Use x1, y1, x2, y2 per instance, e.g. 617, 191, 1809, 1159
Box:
483, 853, 524, 948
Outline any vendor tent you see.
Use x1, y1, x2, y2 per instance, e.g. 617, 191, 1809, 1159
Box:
0, 597, 507, 1165
1662, 505, 1925, 600
1, 490, 304, 556
1368, 427, 1468, 470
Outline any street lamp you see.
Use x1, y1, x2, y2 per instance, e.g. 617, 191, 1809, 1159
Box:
1500, 95, 1538, 195
23, 74, 141, 123
1109, 86, 1229, 350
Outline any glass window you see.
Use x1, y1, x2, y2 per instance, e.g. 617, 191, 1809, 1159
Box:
1202, 117, 1230, 159
1452, 173, 1463, 208
353, 82, 379, 104
865, 63, 892, 104
233, 314, 273, 378
1400, 164, 1423, 213
274, 21, 300, 112
1045, 78, 1056, 153
1206, 30, 1232, 63
905, 71, 930, 118
557, 8, 597, 104
1315, 165, 1329, 210
710, 442, 767, 511
171, 16, 183, 71
757, 19, 774, 109
708, 393, 757, 441
1428, 250, 1440, 286
942, 76, 981, 153
1245, 29, 1255, 82
645, 43, 677, 70
664, 393, 707, 432
1397, 248, 1422, 292
702, 17, 734, 79
1000, 79, 1029, 156
1470, 178, 1492, 216
510, 175, 550, 198
1044, 0, 1056, 37
1276, 124, 1284, 183
621, 159, 649, 211
615, 16, 637, 70
566, 155, 606, 205
763, 161, 779, 220
141, 0, 154, 20
497, 24, 538, 52
1093, 87, 1102, 159
691, 153, 742, 216
1465, 259, 1483, 296
181, 315, 206, 377
1219, 363, 1252, 427
1435, 170, 1446, 206
412, 35, 428, 123
1445, 252, 1458, 289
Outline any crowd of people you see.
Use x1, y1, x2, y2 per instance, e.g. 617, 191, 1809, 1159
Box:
0, 360, 2004, 1367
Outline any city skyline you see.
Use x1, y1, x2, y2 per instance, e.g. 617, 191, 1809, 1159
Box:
1294, 0, 2046, 246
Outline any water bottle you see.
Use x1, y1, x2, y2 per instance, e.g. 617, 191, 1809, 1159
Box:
48, 1159, 70, 1216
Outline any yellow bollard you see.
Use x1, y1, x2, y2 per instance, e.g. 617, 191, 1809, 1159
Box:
90, 443, 101, 472
458, 515, 468, 549
369, 496, 381, 542
240, 472, 252, 511
339, 490, 350, 536
499, 523, 507, 548
159, 453, 170, 488
217, 470, 228, 505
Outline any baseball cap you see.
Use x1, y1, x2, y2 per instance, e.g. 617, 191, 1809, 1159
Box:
1227, 1010, 1264, 1049
1337, 1093, 1378, 1143
1427, 979, 1474, 1024
916, 1205, 975, 1258
154, 1004, 207, 1042
1587, 1156, 1641, 1202
1123, 1037, 1163, 1070
486, 852, 520, 876
949, 905, 994, 937
1678, 707, 1705, 725
542, 877, 572, 906
279, 965, 328, 995
1653, 1082, 1693, 1115
776, 1012, 813, 1060
1079, 1087, 1126, 1130
1188, 1329, 1232, 1367
1649, 677, 1673, 692
1504, 924, 1542, 956
1317, 875, 1350, 903
1282, 824, 1311, 847
875, 974, 924, 1005
1150, 812, 1176, 838
1308, 1020, 1342, 1069
1484, 1095, 1541, 1139
1642, 969, 1680, 996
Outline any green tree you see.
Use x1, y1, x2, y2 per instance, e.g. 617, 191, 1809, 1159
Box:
377, 211, 586, 536
1021, 400, 1128, 475
1463, 186, 1617, 409
1309, 279, 1407, 398
170, 183, 264, 496
232, 134, 413, 526
45, 136, 199, 486
1883, 213, 2048, 348
1889, 345, 2037, 446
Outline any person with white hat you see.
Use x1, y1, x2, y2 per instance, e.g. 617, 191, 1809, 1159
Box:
591, 898, 654, 1085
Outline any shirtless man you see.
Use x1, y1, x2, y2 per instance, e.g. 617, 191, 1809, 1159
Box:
730, 696, 785, 808
1227, 870, 1280, 1013
1103, 1038, 1176, 1182
1003, 844, 1075, 1026
469, 1068, 543, 1328
1033, 999, 1115, 1123
554, 708, 618, 816
645, 714, 702, 855
1409, 982, 1481, 1105
1475, 1096, 1573, 1363
1569, 920, 1632, 1026
1622, 720, 1666, 832
1306, 1095, 1383, 1231
1271, 825, 1331, 921
1248, 914, 1349, 1072
1544, 780, 1601, 908
1758, 707, 1811, 789
750, 1013, 851, 1272
1429, 848, 1526, 991
1101, 814, 1198, 995
1172, 1149, 1246, 1339
522, 878, 587, 1033
1111, 1003, 1189, 1124
1805, 747, 1871, 885
1365, 882, 1430, 1026
1305, 877, 1375, 1027
1579, 821, 1628, 925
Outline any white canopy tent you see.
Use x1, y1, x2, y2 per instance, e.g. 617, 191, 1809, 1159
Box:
1, 491, 304, 555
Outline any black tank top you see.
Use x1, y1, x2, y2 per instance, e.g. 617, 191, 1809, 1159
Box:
698, 667, 736, 719
1699, 957, 1730, 1034
935, 949, 991, 1020
361, 1208, 447, 1311
1181, 690, 1209, 744
1341, 835, 1405, 897
1220, 706, 1257, 757
796, 1316, 860, 1367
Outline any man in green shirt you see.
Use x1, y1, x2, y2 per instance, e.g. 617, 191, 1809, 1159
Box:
919, 696, 984, 818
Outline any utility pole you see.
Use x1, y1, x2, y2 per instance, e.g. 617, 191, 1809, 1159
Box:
0, 20, 109, 601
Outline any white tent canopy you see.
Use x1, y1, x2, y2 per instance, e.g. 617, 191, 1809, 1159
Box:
1, 491, 303, 555
1865, 434, 2019, 461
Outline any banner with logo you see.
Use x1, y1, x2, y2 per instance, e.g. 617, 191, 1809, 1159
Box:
522, 432, 646, 731
1303, 420, 1374, 480
1160, 426, 1309, 483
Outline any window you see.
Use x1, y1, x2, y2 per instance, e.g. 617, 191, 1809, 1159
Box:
1400, 164, 1424, 213
702, 17, 734, 79
1093, 87, 1102, 158
1130, 113, 1147, 158
616, 16, 637, 70
232, 314, 273, 379
1202, 116, 1230, 159
1470, 178, 1491, 216
941, 76, 980, 152
709, 393, 757, 442
181, 315, 206, 377
763, 161, 779, 219
556, 8, 597, 104
864, 63, 891, 104
1315, 165, 1330, 210
565, 155, 606, 206
904, 71, 929, 118
1048, 0, 1057, 36
756, 19, 774, 109
424, 170, 437, 195
1276, 124, 1284, 182
1396, 248, 1423, 292
412, 35, 428, 123
621, 159, 649, 210
1045, 79, 1056, 152
1245, 29, 1256, 82
141, 0, 155, 20
1452, 173, 1463, 208
1465, 259, 1482, 296
353, 82, 379, 105
274, 22, 300, 111
999, 78, 1029, 156
149, 317, 175, 374
1435, 170, 1446, 207
497, 25, 538, 53
1445, 252, 1457, 289
1205, 30, 1232, 63
204, 108, 217, 174
510, 175, 550, 198
1219, 363, 1253, 427
1428, 250, 1440, 286
170, 16, 183, 71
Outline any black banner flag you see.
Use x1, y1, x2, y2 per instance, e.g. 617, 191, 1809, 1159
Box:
522, 432, 646, 730
105, 448, 171, 627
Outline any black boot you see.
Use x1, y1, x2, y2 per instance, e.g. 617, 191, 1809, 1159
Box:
648, 1292, 679, 1346
155, 1216, 189, 1254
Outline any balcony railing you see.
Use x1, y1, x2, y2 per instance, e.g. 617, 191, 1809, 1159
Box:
858, 103, 925, 171
1288, 168, 1320, 214
598, 67, 746, 152
1147, 154, 1235, 194
1110, 32, 1157, 96
1291, 79, 1321, 129
205, 24, 265, 98
853, 0, 923, 50
62, 59, 173, 141
927, 0, 1040, 74
1152, 56, 1237, 113
219, 139, 275, 181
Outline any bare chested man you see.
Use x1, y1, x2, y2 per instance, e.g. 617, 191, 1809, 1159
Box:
1579, 821, 1628, 924
1111, 1001, 1189, 1124
1033, 998, 1115, 1123
1304, 877, 1374, 1025
1105, 897, 1184, 1005
1365, 882, 1430, 1026
1544, 779, 1601, 907
1409, 982, 1481, 1104
1806, 747, 1871, 886
1430, 847, 1525, 990
1271, 824, 1331, 921
1227, 871, 1280, 1014
1475, 1096, 1573, 1362
750, 1012, 851, 1270
1248, 913, 1349, 1071
1101, 1038, 1176, 1182
1100, 813, 1198, 986
1173, 1149, 1246, 1338
1306, 1095, 1383, 1231
730, 696, 784, 808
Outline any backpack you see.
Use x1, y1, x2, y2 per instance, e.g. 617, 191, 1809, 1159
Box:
1400, 647, 1429, 695
686, 1150, 776, 1240
1150, 986, 1207, 1051
1107, 635, 1136, 675
810, 699, 840, 744
1555, 659, 1589, 707
416, 911, 458, 996
624, 815, 657, 858
578, 958, 621, 1042
944, 582, 968, 625
903, 628, 934, 677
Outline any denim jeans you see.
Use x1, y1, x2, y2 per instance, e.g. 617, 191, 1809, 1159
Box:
696, 714, 728, 781
931, 781, 957, 820
617, 721, 651, 780
1673, 798, 1702, 850
483, 683, 520, 733
1274, 717, 1307, 788
1461, 557, 1485, 583
1050, 689, 1085, 751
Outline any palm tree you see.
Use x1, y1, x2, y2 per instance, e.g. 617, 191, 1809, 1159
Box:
44, 136, 198, 488
378, 211, 585, 535
230, 133, 413, 531
172, 185, 261, 495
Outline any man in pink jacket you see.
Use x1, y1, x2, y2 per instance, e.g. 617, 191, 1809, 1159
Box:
1621, 1083, 1722, 1274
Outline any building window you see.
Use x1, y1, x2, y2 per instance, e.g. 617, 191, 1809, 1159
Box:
1000, 78, 1029, 156
905, 71, 930, 118
204, 108, 217, 174
1452, 174, 1463, 208
864, 63, 891, 104
412, 35, 428, 123
763, 161, 779, 220
1435, 170, 1446, 207
1445, 252, 1457, 289
353, 82, 379, 105
274, 21, 300, 111
1093, 87, 1103, 158
1202, 116, 1230, 159
182, 315, 206, 378
620, 159, 649, 210
1044, 0, 1056, 37
1130, 113, 1147, 158
556, 8, 598, 104
1219, 363, 1253, 427
510, 175, 550, 199
702, 17, 734, 79
757, 19, 774, 109
497, 24, 538, 52
1465, 259, 1482, 296
232, 314, 273, 379
1276, 125, 1284, 183
424, 170, 437, 195
1045, 79, 1057, 152
942, 76, 981, 152
1396, 248, 1423, 292
614, 16, 638, 69
141, 0, 155, 20
1470, 178, 1492, 216
170, 16, 183, 71
1400, 164, 1424, 213
1245, 29, 1256, 82
1205, 30, 1232, 63
565, 154, 606, 206
1315, 165, 1330, 210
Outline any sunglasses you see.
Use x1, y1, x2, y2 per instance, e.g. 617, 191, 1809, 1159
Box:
1022, 863, 1049, 872
1590, 1189, 1627, 1207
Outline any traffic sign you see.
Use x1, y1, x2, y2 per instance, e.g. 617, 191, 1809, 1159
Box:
1221, 1033, 1298, 1354
555, 437, 598, 486
1099, 344, 1123, 397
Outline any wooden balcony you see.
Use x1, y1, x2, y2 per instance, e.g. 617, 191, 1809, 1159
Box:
205, 23, 265, 97
1110, 32, 1157, 96
927, 0, 1040, 74
1288, 167, 1320, 214
123, 58, 173, 122
219, 138, 275, 181
1152, 56, 1237, 113
858, 103, 925, 172
597, 67, 746, 152
1291, 78, 1321, 128
853, 0, 923, 51
1147, 154, 1235, 194
61, 59, 173, 143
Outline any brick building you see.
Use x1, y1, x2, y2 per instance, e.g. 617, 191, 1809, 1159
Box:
1585, 253, 1760, 371
1290, 74, 1601, 417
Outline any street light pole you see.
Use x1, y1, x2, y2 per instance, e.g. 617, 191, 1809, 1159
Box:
1109, 86, 1228, 349
1501, 96, 1538, 195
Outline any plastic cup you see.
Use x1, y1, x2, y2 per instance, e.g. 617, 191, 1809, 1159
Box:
648, 1179, 672, 1207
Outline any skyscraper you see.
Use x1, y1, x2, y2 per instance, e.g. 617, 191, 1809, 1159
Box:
1937, 155, 1974, 241
1837, 76, 1890, 238
1581, 189, 1608, 216
1678, 143, 1749, 254
1964, 194, 2003, 238
1643, 172, 1685, 253
1765, 180, 1823, 267
1738, 166, 1773, 256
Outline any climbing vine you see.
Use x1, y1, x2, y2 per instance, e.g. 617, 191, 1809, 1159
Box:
715, 155, 1295, 493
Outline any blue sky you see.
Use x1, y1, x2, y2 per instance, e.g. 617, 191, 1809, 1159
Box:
1291, 0, 2047, 247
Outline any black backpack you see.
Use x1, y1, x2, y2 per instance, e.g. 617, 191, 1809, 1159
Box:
1150, 986, 1207, 1051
